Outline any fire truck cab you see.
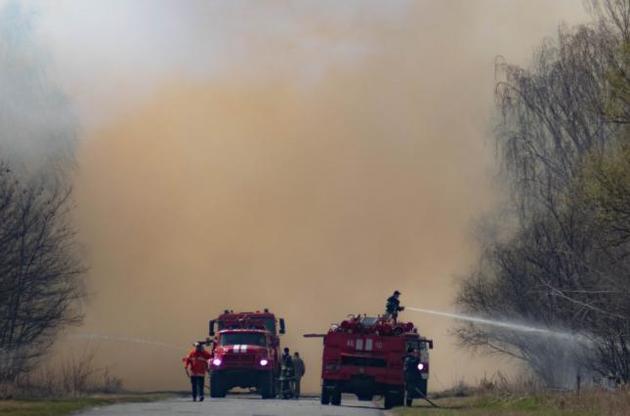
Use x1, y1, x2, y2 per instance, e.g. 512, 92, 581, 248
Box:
308, 315, 432, 409
208, 310, 285, 399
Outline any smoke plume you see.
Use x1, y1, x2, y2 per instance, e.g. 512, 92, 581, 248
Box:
0, 2, 76, 177
18, 0, 589, 391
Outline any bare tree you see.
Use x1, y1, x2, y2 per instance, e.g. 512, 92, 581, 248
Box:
0, 164, 85, 391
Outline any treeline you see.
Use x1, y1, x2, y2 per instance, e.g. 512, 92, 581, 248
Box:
457, 0, 630, 387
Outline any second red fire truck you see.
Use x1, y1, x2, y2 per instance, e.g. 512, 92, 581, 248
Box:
306, 314, 433, 409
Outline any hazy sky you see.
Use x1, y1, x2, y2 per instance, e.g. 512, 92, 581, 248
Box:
5, 0, 589, 391
29, 0, 588, 126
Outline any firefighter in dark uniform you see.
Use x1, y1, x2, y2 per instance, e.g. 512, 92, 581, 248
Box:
386, 290, 404, 320
403, 346, 421, 406
280, 347, 295, 398
282, 347, 294, 369
293, 352, 305, 399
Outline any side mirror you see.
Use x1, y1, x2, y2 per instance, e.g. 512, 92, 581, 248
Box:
279, 318, 286, 335
428, 340, 434, 350
209, 320, 216, 336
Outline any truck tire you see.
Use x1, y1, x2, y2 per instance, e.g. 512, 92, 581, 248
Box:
384, 393, 394, 410
331, 389, 342, 406
260, 373, 274, 399
210, 373, 226, 398
321, 384, 331, 405
384, 389, 403, 409
395, 389, 405, 407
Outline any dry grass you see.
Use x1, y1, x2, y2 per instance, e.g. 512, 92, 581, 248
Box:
4, 350, 123, 399
431, 372, 545, 400
397, 376, 630, 416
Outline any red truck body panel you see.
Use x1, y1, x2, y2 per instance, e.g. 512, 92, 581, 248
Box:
322, 331, 406, 385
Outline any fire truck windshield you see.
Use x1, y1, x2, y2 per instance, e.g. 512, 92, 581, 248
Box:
220, 333, 267, 346
217, 317, 275, 332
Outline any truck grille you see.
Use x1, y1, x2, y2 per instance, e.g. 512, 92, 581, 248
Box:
223, 354, 256, 365
341, 355, 386, 368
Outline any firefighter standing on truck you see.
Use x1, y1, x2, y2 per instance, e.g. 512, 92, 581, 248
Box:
183, 342, 211, 402
386, 290, 404, 320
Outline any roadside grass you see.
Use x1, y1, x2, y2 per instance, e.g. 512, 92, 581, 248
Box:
0, 393, 173, 416
395, 389, 630, 416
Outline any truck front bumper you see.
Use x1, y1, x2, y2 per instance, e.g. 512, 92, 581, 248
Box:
211, 369, 272, 389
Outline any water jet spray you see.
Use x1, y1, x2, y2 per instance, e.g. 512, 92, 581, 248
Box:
406, 307, 579, 340
70, 333, 188, 351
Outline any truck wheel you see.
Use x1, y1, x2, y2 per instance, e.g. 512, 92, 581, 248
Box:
384, 393, 393, 410
320, 384, 330, 405
260, 373, 274, 399
210, 373, 226, 398
331, 389, 341, 406
384, 390, 403, 409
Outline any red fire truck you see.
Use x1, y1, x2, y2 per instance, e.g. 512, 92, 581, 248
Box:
208, 309, 286, 399
306, 315, 433, 409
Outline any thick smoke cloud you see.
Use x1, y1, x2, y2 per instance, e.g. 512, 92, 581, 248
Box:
12, 0, 589, 391
0, 2, 76, 177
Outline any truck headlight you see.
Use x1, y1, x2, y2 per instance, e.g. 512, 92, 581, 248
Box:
417, 363, 425, 371
259, 359, 269, 366
212, 358, 222, 367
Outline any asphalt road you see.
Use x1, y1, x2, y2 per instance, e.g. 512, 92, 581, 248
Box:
79, 395, 386, 416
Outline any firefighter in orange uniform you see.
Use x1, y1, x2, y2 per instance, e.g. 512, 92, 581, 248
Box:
183, 342, 211, 401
